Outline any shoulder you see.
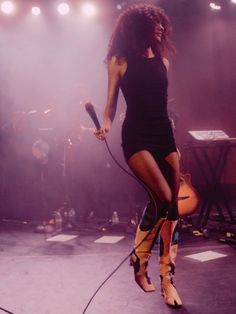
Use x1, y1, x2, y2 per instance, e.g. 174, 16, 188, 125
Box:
162, 57, 170, 72
108, 55, 127, 77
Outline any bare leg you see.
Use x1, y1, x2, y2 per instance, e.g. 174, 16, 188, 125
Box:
159, 152, 182, 307
128, 150, 182, 306
128, 150, 179, 293
128, 150, 174, 208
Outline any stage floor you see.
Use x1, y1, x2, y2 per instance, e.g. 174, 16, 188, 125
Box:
0, 219, 236, 314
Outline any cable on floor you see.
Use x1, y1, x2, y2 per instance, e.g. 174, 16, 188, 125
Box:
0, 307, 15, 314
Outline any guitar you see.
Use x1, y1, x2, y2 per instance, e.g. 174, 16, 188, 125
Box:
178, 173, 199, 217
168, 117, 199, 217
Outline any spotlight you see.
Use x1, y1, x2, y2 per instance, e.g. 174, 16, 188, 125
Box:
116, 2, 127, 11
31, 6, 41, 16
1, 1, 15, 15
231, 0, 236, 4
57, 2, 70, 15
209, 2, 222, 10
81, 2, 98, 18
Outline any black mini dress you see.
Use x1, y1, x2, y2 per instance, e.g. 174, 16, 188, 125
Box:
120, 55, 177, 162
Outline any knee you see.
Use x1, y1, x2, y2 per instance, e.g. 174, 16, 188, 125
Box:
166, 201, 179, 221
160, 193, 179, 221
139, 201, 166, 230
160, 190, 173, 207
149, 192, 172, 218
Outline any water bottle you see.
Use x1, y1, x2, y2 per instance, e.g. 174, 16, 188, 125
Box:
111, 211, 119, 224
68, 208, 76, 225
53, 210, 63, 232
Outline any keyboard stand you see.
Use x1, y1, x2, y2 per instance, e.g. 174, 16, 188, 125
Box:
184, 140, 236, 227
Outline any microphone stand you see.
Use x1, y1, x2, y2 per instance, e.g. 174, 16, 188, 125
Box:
53, 136, 78, 232
35, 135, 78, 234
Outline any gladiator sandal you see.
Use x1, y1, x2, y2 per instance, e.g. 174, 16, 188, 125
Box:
159, 220, 182, 307
130, 204, 166, 292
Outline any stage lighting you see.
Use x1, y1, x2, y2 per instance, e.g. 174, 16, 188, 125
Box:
1, 1, 15, 15
116, 1, 127, 11
231, 0, 236, 4
209, 2, 222, 10
81, 2, 98, 18
31, 6, 41, 16
57, 2, 70, 15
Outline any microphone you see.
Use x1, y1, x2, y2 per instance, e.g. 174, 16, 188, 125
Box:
85, 102, 101, 130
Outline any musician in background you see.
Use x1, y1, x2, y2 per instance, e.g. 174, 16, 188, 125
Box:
95, 3, 182, 307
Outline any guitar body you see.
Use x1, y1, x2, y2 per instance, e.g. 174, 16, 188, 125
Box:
178, 173, 199, 217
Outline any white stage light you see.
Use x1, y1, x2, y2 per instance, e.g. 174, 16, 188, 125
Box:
57, 2, 70, 15
81, 2, 98, 18
32, 6, 41, 16
116, 2, 127, 11
1, 1, 15, 15
231, 0, 236, 4
209, 2, 222, 10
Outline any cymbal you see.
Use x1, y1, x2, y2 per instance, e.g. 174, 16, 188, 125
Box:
27, 106, 56, 117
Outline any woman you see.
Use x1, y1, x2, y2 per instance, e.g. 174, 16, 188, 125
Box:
95, 3, 182, 308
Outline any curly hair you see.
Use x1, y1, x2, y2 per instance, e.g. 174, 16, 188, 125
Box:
106, 3, 175, 61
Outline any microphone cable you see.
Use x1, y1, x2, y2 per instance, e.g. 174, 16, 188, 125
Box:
82, 137, 164, 314
0, 307, 15, 314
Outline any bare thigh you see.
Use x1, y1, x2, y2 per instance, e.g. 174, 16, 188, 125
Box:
128, 150, 172, 202
164, 151, 180, 202
128, 150, 180, 214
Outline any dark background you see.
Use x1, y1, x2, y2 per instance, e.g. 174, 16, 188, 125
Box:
0, 0, 235, 221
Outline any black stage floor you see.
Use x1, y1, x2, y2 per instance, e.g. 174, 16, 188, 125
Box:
0, 218, 236, 314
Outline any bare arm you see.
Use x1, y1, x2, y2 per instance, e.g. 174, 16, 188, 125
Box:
95, 56, 126, 140
162, 57, 170, 72
104, 57, 121, 126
